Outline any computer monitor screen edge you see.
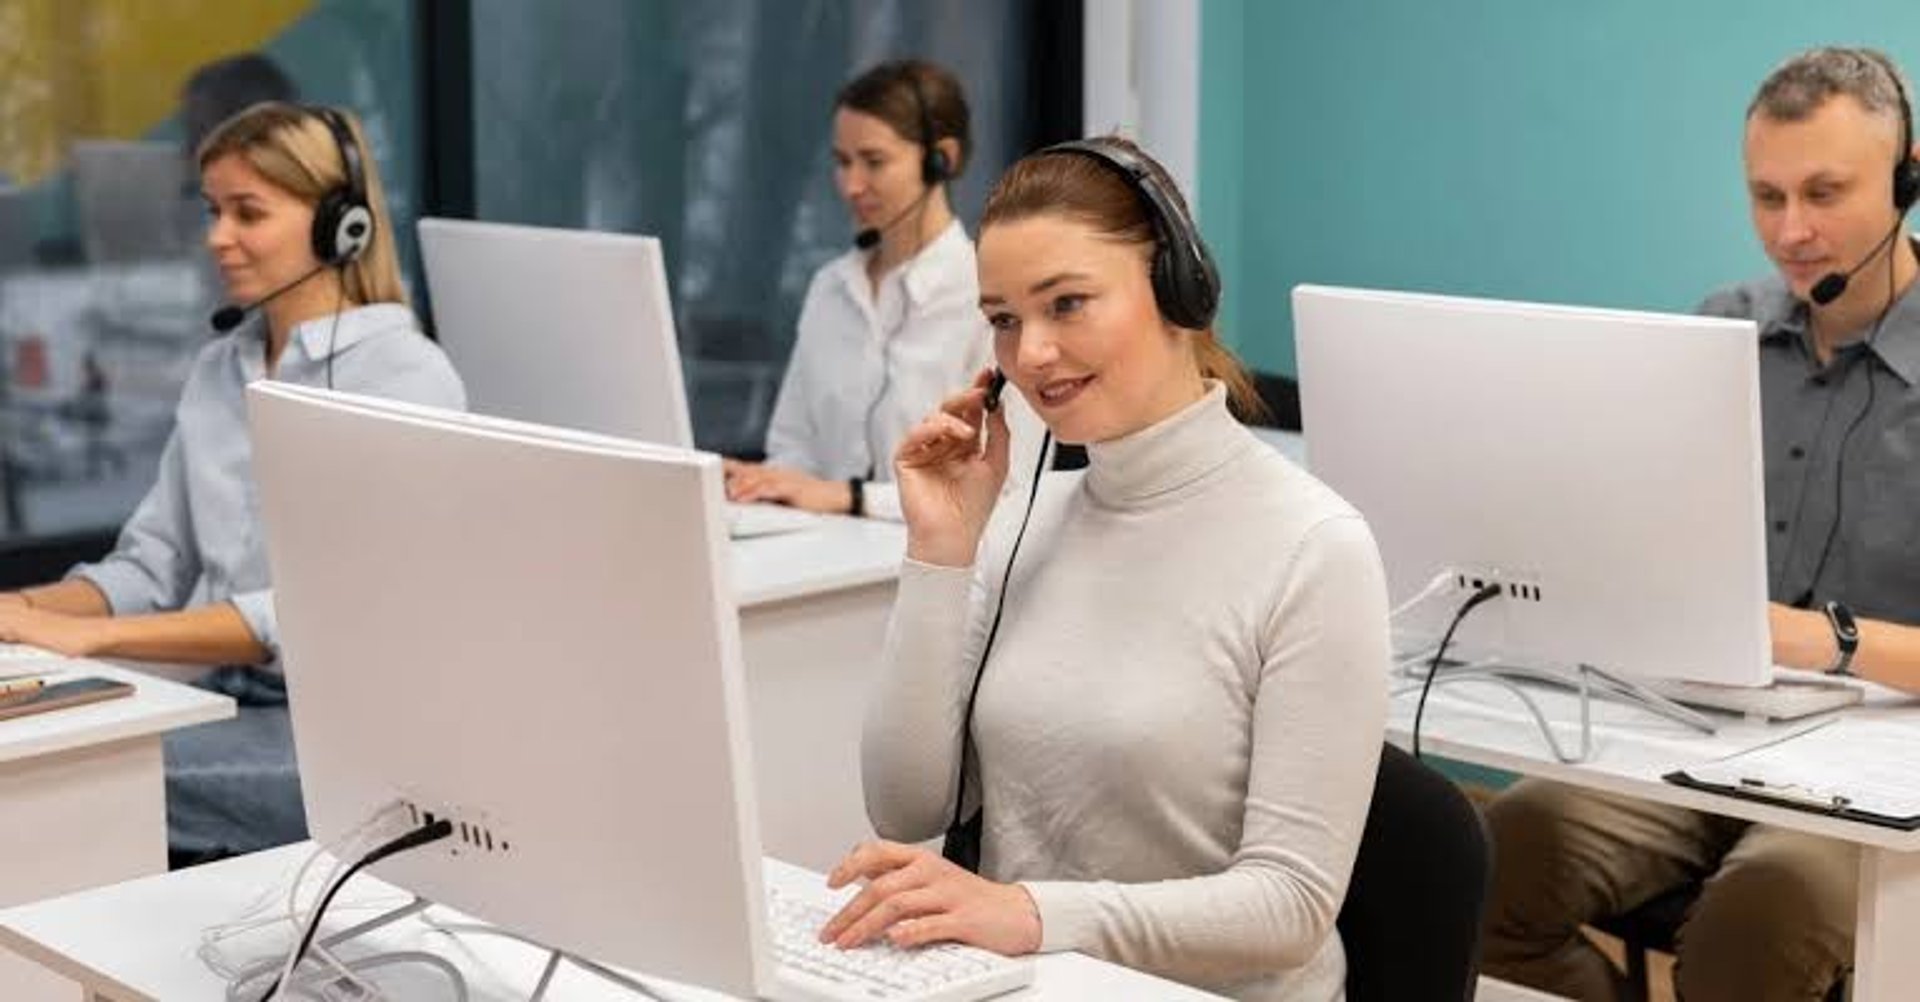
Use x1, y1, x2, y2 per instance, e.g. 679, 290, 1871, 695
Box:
248, 381, 778, 997
1295, 283, 1771, 688
418, 216, 696, 449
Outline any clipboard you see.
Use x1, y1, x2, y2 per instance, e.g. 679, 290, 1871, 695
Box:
1663, 769, 1920, 830
1662, 716, 1920, 831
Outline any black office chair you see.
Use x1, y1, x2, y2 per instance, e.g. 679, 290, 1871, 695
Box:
1338, 743, 1491, 1002
1593, 885, 1847, 1002
1250, 370, 1303, 432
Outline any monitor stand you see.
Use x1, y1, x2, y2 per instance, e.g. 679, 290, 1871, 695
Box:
1397, 655, 1718, 764
231, 895, 667, 1000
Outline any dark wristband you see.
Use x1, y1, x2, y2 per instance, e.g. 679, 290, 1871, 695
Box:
848, 477, 865, 517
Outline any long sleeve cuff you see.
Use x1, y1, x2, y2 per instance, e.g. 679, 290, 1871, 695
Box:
228, 588, 280, 659
1021, 881, 1101, 955
66, 561, 162, 617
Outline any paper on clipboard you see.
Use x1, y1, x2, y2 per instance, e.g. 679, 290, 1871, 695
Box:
1670, 717, 1920, 823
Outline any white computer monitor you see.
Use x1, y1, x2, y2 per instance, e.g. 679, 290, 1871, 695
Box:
1295, 284, 1771, 687
248, 382, 774, 995
418, 217, 694, 447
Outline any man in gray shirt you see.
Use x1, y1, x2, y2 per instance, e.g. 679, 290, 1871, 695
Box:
1481, 47, 1920, 1002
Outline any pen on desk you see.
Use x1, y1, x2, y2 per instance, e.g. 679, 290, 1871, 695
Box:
0, 676, 45, 698
1737, 776, 1852, 811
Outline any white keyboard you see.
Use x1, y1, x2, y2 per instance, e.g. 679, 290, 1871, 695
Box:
766, 886, 1033, 1002
727, 502, 827, 539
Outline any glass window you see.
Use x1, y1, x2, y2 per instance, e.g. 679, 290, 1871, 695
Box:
470, 0, 1033, 456
0, 0, 420, 556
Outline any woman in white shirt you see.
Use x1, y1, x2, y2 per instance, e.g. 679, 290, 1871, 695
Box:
821, 138, 1391, 1002
0, 103, 464, 860
724, 60, 988, 521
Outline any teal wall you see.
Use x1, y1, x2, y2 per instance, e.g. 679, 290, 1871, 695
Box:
1200, 1, 1920, 375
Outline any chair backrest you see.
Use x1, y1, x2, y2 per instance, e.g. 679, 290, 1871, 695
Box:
1337, 743, 1491, 1002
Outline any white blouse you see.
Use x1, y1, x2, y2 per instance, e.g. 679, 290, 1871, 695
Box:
764, 220, 990, 521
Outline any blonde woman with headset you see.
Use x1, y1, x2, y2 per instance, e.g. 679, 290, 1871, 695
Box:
0, 102, 464, 861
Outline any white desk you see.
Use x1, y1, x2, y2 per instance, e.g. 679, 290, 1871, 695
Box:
0, 842, 1226, 1001
0, 662, 234, 999
1391, 676, 1920, 1001
731, 517, 906, 871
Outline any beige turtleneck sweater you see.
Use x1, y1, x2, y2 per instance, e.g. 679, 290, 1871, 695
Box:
862, 384, 1390, 1001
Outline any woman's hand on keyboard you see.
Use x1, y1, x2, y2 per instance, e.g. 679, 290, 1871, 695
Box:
820, 840, 1040, 956
722, 461, 854, 514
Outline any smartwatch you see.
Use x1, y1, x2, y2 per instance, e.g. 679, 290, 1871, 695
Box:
847, 477, 866, 518
1823, 600, 1860, 676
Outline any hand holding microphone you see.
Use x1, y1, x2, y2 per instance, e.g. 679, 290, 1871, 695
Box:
895, 368, 1012, 566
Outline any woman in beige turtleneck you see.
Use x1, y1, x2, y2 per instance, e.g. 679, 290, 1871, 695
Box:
820, 137, 1391, 1002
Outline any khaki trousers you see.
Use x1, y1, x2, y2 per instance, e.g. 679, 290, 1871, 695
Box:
1481, 778, 1857, 1002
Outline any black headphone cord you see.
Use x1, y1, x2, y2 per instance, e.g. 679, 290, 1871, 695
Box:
948, 429, 1054, 833
1801, 232, 1909, 602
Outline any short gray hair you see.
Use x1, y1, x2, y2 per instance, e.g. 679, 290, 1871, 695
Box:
1749, 47, 1912, 136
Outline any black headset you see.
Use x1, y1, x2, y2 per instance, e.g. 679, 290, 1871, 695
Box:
306, 105, 375, 266
1860, 49, 1920, 212
908, 70, 952, 187
1039, 139, 1221, 331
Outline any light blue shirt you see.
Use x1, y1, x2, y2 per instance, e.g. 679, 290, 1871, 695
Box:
70, 303, 466, 663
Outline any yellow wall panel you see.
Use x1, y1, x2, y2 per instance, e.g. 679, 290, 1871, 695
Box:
0, 0, 312, 184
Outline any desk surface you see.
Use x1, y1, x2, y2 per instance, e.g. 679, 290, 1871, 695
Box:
0, 661, 233, 765
730, 516, 906, 608
0, 842, 1224, 1001
1390, 673, 1920, 851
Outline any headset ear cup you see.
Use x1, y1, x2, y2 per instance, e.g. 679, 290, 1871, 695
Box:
311, 190, 347, 264
924, 147, 952, 186
334, 204, 375, 262
1896, 159, 1920, 213
310, 190, 373, 265
1151, 245, 1207, 331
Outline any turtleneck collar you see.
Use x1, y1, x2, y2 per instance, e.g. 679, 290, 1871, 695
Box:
1083, 381, 1252, 508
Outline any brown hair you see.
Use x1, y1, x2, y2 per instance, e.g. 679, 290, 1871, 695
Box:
980, 135, 1267, 422
196, 102, 407, 307
835, 59, 973, 177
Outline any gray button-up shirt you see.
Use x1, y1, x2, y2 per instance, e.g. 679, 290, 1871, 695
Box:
1698, 242, 1920, 625
69, 303, 466, 662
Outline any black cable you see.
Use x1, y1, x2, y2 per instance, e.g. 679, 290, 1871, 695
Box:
324, 265, 348, 391
1411, 582, 1503, 761
1801, 236, 1907, 601
947, 430, 1054, 837
258, 818, 454, 1000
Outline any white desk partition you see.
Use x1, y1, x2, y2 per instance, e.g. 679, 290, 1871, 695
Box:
731, 516, 906, 871
0, 663, 233, 1001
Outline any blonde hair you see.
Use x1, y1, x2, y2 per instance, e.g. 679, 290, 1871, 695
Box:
196, 102, 407, 307
980, 136, 1268, 423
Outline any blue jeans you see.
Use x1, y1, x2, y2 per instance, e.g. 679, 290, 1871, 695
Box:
164, 666, 308, 865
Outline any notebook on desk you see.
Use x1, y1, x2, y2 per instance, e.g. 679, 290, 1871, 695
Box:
1665, 717, 1920, 829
